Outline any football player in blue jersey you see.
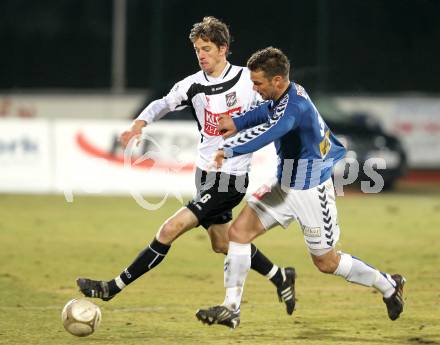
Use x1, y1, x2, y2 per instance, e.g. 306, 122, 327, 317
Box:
196, 47, 405, 329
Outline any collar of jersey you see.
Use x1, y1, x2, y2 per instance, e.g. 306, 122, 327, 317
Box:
203, 62, 232, 83
270, 82, 293, 108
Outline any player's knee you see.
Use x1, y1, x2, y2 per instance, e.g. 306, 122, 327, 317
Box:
228, 224, 242, 242
158, 219, 184, 243
211, 241, 228, 254
228, 223, 257, 244
313, 258, 339, 274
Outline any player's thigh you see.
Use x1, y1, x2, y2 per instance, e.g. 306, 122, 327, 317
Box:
228, 205, 266, 243
289, 178, 341, 256
157, 207, 199, 243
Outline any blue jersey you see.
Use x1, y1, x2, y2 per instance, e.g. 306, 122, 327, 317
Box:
223, 83, 346, 190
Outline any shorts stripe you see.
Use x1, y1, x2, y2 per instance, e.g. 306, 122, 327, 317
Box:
317, 185, 334, 247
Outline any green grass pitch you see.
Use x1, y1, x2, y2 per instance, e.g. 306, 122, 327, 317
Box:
0, 193, 439, 345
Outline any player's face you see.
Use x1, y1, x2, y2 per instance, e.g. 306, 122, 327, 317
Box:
193, 38, 227, 75
250, 70, 278, 100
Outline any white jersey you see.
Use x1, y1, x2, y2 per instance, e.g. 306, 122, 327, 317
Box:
137, 63, 260, 175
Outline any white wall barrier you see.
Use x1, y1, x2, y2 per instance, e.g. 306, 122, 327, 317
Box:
2, 93, 440, 169
0, 119, 52, 193
1, 93, 440, 195
0, 94, 143, 119
54, 119, 200, 199
0, 118, 276, 197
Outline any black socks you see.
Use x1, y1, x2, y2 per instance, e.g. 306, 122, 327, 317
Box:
108, 238, 171, 295
250, 243, 282, 286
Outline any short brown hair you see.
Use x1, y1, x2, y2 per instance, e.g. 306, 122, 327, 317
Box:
189, 16, 230, 53
247, 47, 290, 79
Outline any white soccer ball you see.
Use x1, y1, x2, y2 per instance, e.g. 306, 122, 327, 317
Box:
61, 298, 102, 337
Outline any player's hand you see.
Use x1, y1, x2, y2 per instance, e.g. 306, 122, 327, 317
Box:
214, 149, 225, 168
218, 115, 237, 138
208, 149, 225, 170
119, 120, 146, 148
119, 130, 140, 148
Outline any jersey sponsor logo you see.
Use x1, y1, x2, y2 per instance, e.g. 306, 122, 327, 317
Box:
204, 107, 241, 136
319, 130, 332, 158
225, 91, 237, 107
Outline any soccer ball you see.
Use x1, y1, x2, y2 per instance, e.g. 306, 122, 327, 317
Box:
61, 298, 102, 337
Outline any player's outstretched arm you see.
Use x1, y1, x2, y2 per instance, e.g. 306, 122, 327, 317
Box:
232, 102, 269, 132
224, 108, 296, 158
119, 120, 147, 148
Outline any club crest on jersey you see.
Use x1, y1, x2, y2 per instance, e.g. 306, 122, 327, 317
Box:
225, 91, 237, 107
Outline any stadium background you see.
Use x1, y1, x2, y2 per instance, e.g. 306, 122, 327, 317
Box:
0, 1, 439, 344
2, 0, 440, 92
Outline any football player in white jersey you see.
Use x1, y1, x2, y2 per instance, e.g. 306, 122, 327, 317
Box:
196, 47, 405, 328
77, 17, 296, 316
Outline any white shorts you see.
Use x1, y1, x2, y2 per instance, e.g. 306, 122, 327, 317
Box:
247, 178, 340, 256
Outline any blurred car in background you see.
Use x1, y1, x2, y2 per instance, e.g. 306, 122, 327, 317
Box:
315, 97, 407, 190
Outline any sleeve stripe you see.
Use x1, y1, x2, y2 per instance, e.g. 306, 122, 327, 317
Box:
230, 100, 270, 119
224, 94, 289, 149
